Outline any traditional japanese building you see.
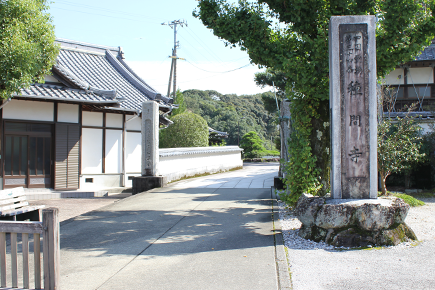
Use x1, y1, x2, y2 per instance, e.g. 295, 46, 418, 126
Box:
383, 38, 435, 133
0, 38, 172, 190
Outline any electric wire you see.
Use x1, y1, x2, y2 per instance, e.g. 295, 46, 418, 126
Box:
186, 60, 252, 73
184, 27, 224, 63
52, 0, 164, 23
177, 34, 213, 63
51, 7, 159, 24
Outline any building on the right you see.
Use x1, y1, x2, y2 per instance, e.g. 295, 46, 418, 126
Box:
381, 39, 435, 189
382, 38, 435, 134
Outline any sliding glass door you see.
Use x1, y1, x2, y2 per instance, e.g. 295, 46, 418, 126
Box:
4, 122, 52, 188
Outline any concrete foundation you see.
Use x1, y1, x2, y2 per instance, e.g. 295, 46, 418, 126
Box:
274, 177, 284, 190
295, 193, 416, 247
132, 176, 167, 195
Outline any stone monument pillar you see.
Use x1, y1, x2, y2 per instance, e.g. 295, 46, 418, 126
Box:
141, 101, 159, 176
329, 15, 377, 199
132, 101, 167, 194
293, 16, 416, 247
274, 99, 291, 189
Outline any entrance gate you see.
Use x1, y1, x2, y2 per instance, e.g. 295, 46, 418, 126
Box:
3, 122, 52, 188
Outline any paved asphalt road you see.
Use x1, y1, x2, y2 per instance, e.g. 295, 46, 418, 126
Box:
54, 163, 284, 290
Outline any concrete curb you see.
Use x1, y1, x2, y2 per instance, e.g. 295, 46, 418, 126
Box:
271, 187, 292, 289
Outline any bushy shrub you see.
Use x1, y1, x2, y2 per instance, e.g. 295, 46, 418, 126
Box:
240, 131, 266, 158
160, 112, 209, 148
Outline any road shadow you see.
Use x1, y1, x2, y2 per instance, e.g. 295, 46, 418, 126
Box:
59, 188, 276, 258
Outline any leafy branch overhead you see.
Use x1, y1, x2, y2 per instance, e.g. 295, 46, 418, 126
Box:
195, 0, 435, 205
0, 0, 59, 100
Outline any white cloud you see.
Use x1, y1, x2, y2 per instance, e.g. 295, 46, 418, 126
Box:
126, 60, 268, 96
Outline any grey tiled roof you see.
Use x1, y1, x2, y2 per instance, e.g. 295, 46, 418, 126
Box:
56, 48, 161, 111
20, 84, 118, 104
415, 44, 435, 61
16, 39, 170, 113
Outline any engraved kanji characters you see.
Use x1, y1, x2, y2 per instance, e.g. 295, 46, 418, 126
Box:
347, 81, 363, 97
349, 115, 361, 126
344, 33, 363, 76
349, 146, 363, 163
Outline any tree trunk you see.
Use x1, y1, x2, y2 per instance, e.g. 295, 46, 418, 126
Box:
310, 99, 331, 195
380, 171, 389, 195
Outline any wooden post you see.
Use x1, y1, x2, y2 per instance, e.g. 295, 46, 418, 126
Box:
43, 208, 60, 290
23, 233, 29, 288
34, 233, 41, 289
0, 232, 6, 288
11, 232, 17, 288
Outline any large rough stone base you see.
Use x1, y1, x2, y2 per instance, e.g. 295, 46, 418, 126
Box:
295, 193, 417, 247
132, 176, 167, 195
299, 223, 417, 247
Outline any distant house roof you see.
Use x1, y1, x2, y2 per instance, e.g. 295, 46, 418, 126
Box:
209, 127, 229, 138
415, 41, 435, 61
16, 38, 172, 118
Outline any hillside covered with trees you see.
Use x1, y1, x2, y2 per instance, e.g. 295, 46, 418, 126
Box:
182, 89, 278, 147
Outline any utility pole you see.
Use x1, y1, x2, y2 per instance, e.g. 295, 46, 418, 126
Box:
162, 19, 187, 99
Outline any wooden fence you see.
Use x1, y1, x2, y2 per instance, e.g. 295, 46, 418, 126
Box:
0, 208, 59, 289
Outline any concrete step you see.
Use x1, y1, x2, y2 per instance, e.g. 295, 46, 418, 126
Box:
24, 187, 132, 201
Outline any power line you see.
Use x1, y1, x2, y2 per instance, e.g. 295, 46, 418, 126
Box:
52, 0, 164, 23
183, 27, 223, 63
162, 19, 187, 98
177, 34, 213, 63
51, 7, 159, 24
186, 60, 252, 73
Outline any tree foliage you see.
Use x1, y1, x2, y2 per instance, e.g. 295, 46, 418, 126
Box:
171, 89, 187, 116
255, 68, 287, 114
195, 0, 435, 205
0, 0, 59, 100
378, 116, 426, 195
182, 89, 278, 146
159, 112, 209, 148
240, 131, 266, 158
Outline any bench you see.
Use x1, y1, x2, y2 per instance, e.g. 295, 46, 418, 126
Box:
0, 187, 45, 221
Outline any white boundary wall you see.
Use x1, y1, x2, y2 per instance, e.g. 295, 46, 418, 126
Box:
158, 146, 243, 183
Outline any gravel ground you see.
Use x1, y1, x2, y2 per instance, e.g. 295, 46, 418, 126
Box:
277, 197, 435, 249
278, 197, 435, 289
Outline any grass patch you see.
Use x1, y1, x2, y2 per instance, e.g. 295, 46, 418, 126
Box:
411, 191, 435, 198
392, 193, 425, 207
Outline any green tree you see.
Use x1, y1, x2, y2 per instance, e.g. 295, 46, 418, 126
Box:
182, 89, 278, 146
255, 68, 287, 114
240, 131, 266, 158
171, 89, 187, 116
160, 112, 209, 148
195, 0, 435, 205
378, 116, 425, 195
0, 0, 59, 100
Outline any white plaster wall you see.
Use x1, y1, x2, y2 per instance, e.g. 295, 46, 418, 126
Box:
126, 132, 141, 173
159, 147, 243, 183
384, 68, 404, 85
125, 174, 141, 188
126, 116, 141, 130
408, 67, 433, 84
82, 128, 103, 174
106, 113, 123, 128
82, 111, 103, 127
419, 122, 433, 135
58, 103, 79, 123
45, 75, 61, 83
3, 100, 54, 121
105, 129, 122, 174
79, 174, 121, 190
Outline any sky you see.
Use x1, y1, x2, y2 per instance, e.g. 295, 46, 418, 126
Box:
47, 0, 269, 96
